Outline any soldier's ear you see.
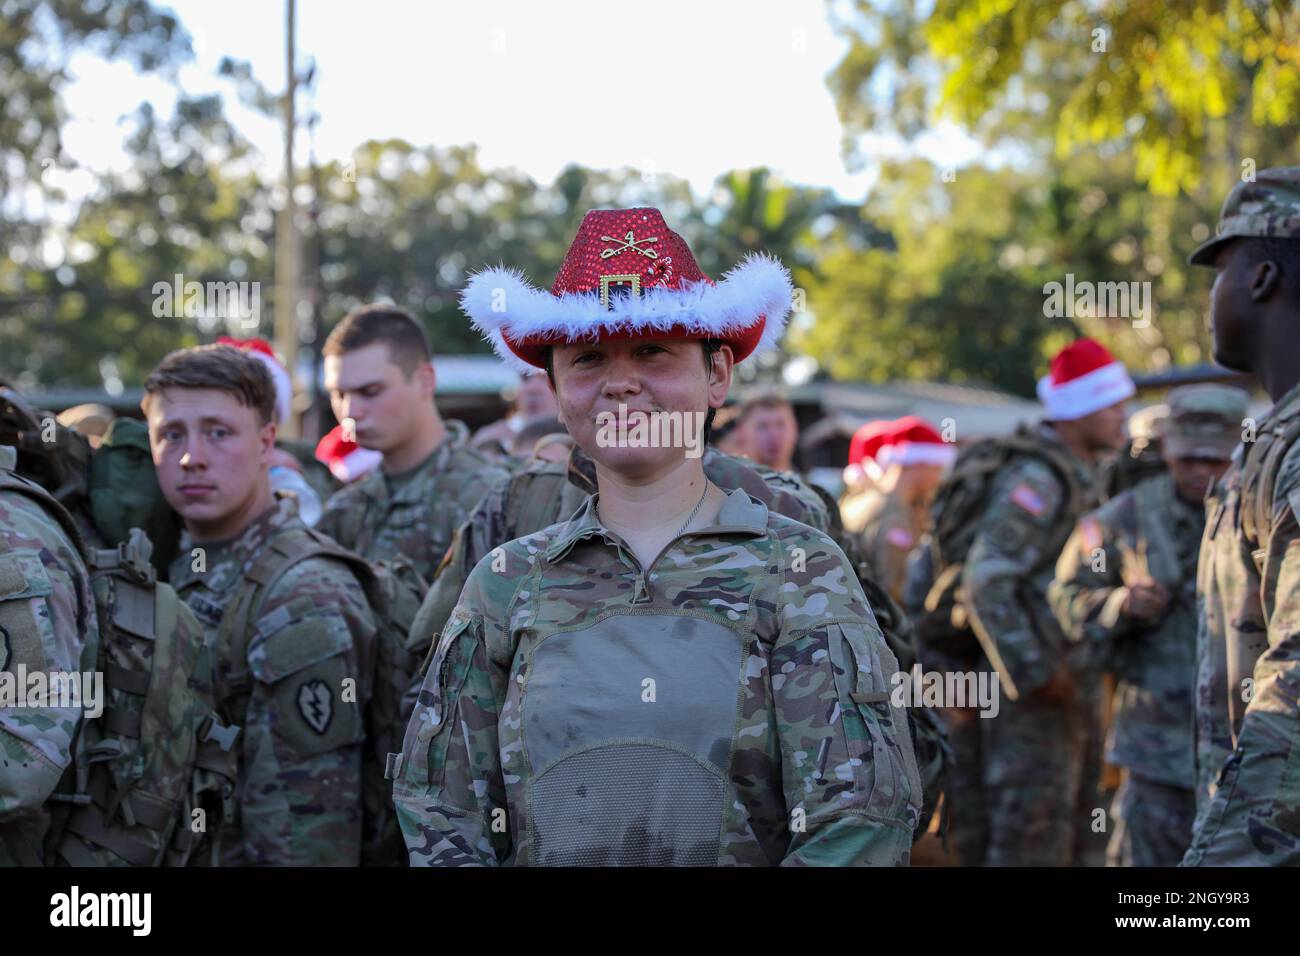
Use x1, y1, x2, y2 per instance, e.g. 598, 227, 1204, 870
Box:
707, 344, 734, 407
260, 419, 277, 460
1248, 258, 1281, 303
412, 360, 436, 396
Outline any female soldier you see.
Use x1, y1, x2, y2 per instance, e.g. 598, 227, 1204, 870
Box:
392, 208, 920, 866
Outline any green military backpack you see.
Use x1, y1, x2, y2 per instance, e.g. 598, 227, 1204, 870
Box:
87, 418, 184, 579
215, 526, 426, 867
1, 389, 182, 579
0, 466, 232, 867
914, 426, 1084, 670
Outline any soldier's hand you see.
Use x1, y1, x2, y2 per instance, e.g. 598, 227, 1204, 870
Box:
1121, 579, 1171, 623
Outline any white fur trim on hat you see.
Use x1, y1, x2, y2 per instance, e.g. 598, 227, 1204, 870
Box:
330, 446, 383, 483
246, 351, 293, 425
1036, 361, 1136, 421
876, 441, 959, 468
460, 253, 792, 367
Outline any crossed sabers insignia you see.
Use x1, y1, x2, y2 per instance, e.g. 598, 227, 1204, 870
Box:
600, 231, 659, 260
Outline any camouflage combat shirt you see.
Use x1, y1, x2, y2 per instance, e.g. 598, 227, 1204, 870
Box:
1185, 383, 1300, 865
393, 487, 922, 866
317, 419, 511, 584
168, 495, 376, 866
1050, 472, 1202, 788
0, 446, 98, 866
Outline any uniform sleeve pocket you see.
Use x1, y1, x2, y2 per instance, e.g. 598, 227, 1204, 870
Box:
248, 612, 363, 758
0, 550, 53, 674
827, 623, 921, 824
395, 614, 475, 796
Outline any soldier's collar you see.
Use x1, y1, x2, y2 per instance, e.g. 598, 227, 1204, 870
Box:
170, 499, 286, 594
217, 496, 299, 576
372, 419, 471, 503
544, 486, 768, 562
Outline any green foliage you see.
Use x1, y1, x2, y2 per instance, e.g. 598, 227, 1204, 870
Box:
827, 0, 1300, 195
794, 157, 1221, 396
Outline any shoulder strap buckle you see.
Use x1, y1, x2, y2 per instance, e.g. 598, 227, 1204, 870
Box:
200, 714, 242, 752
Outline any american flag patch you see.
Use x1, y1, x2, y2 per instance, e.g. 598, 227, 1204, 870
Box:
886, 527, 915, 549
1010, 483, 1047, 517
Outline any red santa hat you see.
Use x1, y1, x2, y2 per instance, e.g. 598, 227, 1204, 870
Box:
217, 336, 293, 426
1037, 338, 1135, 421
874, 416, 958, 469
314, 424, 383, 483
460, 208, 792, 372
844, 419, 894, 487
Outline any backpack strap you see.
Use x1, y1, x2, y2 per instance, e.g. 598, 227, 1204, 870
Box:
1241, 405, 1300, 557
505, 465, 579, 538
215, 526, 374, 719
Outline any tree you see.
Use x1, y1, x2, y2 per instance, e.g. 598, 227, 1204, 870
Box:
794, 156, 1220, 396
1, 94, 275, 388
826, 0, 1300, 195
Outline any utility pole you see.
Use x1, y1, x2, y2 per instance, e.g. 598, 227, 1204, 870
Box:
274, 0, 300, 437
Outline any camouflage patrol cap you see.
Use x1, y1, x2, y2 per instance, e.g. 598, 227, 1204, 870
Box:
1189, 166, 1300, 266
1163, 384, 1248, 460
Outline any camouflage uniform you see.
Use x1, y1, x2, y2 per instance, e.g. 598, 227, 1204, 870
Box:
393, 487, 922, 865
1181, 168, 1300, 866
317, 420, 511, 583
841, 486, 926, 604
0, 445, 99, 866
1050, 473, 1203, 865
1183, 385, 1300, 865
960, 422, 1102, 865
406, 445, 832, 662
168, 495, 377, 865
403, 444, 950, 842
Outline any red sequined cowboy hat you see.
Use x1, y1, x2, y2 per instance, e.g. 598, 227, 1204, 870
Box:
461, 207, 793, 370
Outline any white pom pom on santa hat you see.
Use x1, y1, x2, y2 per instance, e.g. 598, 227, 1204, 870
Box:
217, 336, 293, 425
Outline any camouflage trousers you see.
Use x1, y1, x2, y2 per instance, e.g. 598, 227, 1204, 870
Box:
947, 672, 1105, 866
1106, 772, 1195, 867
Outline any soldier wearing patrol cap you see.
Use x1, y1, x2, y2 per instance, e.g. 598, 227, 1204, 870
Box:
1051, 384, 1247, 866
1182, 167, 1300, 866
392, 207, 921, 866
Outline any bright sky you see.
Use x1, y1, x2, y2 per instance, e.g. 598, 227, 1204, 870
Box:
57, 0, 984, 202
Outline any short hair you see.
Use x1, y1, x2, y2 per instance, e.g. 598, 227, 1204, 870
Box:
542, 338, 723, 440
143, 345, 276, 425
323, 304, 431, 375
735, 392, 795, 427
